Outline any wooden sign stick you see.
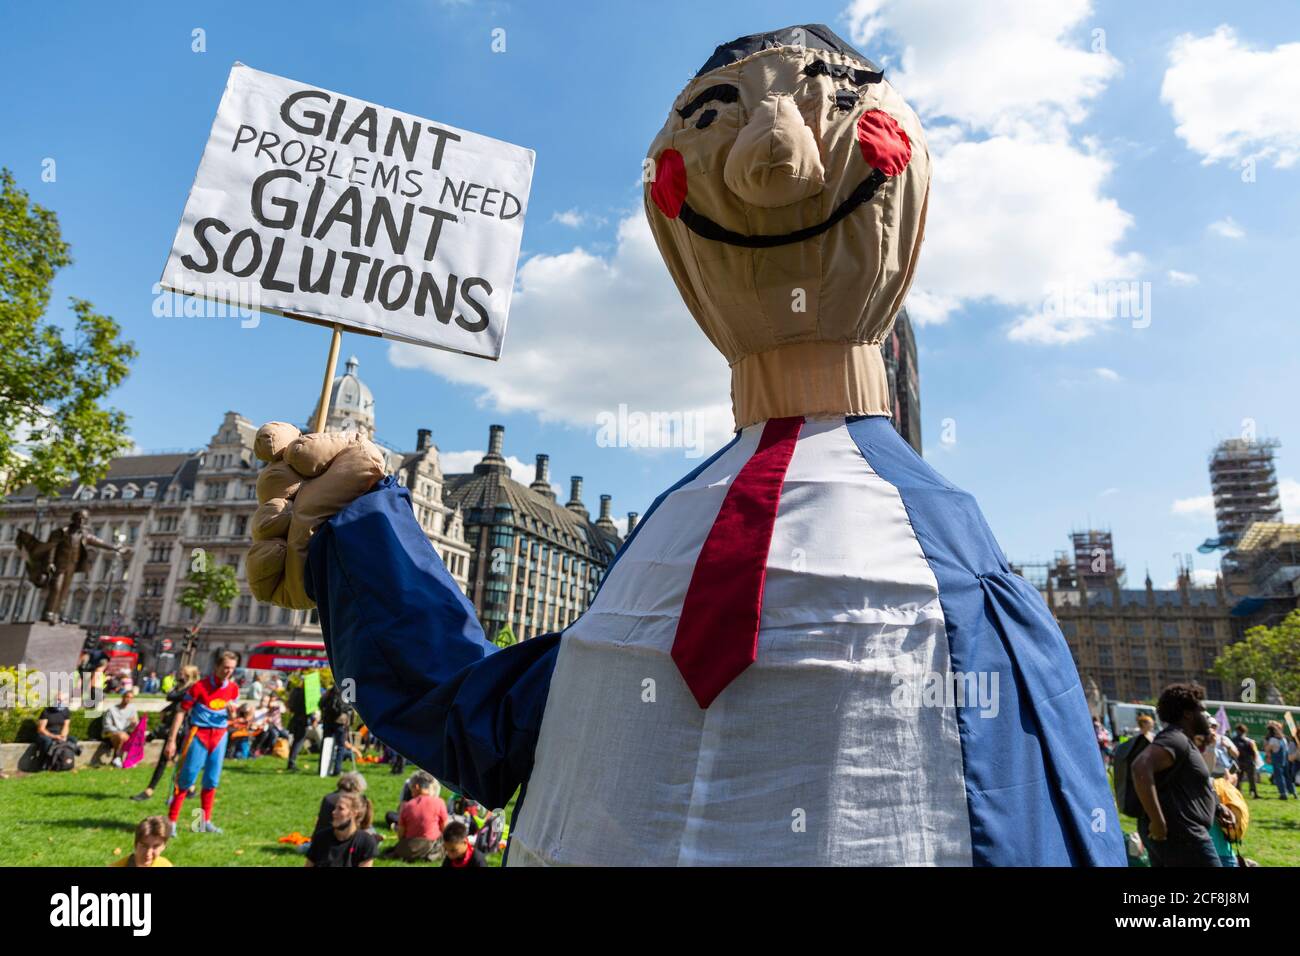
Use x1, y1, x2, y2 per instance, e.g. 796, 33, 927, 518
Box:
312, 323, 343, 434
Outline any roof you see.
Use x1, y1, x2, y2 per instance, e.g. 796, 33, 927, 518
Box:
6, 451, 199, 502
1235, 522, 1300, 552
445, 468, 621, 560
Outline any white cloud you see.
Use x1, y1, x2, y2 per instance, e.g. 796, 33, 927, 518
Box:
1172, 494, 1214, 517
1162, 26, 1300, 168
1281, 477, 1300, 521
550, 208, 607, 229
389, 213, 735, 455
844, 0, 1142, 344
1164, 568, 1219, 589
1208, 216, 1245, 239
1094, 367, 1120, 381
1167, 269, 1199, 286
846, 0, 1118, 132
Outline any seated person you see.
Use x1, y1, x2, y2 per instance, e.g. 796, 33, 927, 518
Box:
305, 792, 376, 868
441, 820, 485, 869
101, 689, 139, 768
227, 703, 254, 759
35, 692, 73, 768
383, 771, 447, 862
314, 771, 368, 835
109, 816, 173, 868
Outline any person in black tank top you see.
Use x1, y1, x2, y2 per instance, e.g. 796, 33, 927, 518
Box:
1131, 683, 1236, 867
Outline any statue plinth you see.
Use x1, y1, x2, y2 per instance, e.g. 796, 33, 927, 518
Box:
0, 622, 87, 675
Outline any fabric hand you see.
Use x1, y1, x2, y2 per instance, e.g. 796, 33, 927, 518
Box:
244, 421, 386, 609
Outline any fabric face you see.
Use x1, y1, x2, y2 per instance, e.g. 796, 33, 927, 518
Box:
643, 43, 930, 372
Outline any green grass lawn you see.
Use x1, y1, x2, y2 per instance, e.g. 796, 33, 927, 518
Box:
0, 752, 510, 867
1118, 783, 1300, 867
5, 752, 1296, 866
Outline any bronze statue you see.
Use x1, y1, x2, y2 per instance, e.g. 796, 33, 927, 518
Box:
16, 510, 129, 624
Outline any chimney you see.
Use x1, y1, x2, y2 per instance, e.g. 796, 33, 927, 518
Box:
596, 494, 616, 532
566, 476, 587, 516
627, 512, 639, 535
416, 428, 432, 451
474, 424, 509, 475
530, 454, 555, 499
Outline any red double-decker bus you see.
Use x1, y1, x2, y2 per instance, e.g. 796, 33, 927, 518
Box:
245, 640, 329, 672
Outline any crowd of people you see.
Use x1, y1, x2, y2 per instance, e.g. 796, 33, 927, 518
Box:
1107, 681, 1293, 868
29, 651, 1295, 869
25, 651, 507, 868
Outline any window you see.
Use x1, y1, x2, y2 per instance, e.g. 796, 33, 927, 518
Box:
232, 515, 248, 537
1197, 621, 1215, 638
1161, 621, 1178, 638
122, 484, 138, 500
143, 482, 158, 499
1126, 621, 1144, 638
236, 596, 251, 624
1098, 645, 1113, 666
256, 604, 270, 625
198, 514, 222, 537
1166, 646, 1182, 667
206, 482, 227, 501
1093, 621, 1110, 638
101, 484, 117, 500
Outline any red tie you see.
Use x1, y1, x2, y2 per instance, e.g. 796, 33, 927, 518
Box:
671, 416, 804, 708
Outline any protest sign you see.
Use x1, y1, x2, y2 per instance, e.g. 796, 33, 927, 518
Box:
162, 62, 535, 403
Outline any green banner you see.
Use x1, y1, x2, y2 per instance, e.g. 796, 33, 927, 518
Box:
303, 672, 321, 716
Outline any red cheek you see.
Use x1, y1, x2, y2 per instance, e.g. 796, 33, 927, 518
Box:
856, 109, 912, 177
650, 148, 688, 219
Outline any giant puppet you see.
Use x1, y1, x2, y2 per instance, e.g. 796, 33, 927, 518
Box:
246, 25, 1125, 866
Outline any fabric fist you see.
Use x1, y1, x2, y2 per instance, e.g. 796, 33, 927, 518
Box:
245, 421, 386, 609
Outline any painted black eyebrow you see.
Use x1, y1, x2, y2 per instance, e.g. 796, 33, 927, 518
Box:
803, 58, 883, 86
677, 84, 740, 120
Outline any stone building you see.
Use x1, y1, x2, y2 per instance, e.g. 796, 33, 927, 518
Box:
445, 425, 625, 642
1014, 531, 1235, 702
0, 356, 471, 663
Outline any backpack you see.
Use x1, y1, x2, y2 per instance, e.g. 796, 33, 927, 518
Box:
1113, 734, 1151, 818
1213, 777, 1249, 842
474, 810, 505, 855
47, 740, 80, 772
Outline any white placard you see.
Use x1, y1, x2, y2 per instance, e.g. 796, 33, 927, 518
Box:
162, 63, 535, 360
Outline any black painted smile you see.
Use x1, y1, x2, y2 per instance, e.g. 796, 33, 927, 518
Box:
677, 169, 887, 248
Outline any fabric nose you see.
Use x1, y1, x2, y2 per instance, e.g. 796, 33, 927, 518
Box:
723, 94, 825, 208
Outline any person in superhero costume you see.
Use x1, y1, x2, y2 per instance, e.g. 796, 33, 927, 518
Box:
164, 651, 240, 836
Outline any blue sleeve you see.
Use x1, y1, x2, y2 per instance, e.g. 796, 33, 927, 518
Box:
305, 476, 559, 810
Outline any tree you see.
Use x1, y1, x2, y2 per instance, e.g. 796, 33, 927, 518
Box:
1212, 610, 1300, 705
176, 550, 239, 633
492, 624, 517, 648
0, 168, 137, 496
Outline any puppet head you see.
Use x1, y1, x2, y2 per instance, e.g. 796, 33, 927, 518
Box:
644, 24, 930, 429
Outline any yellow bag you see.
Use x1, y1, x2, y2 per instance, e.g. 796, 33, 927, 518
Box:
1213, 777, 1249, 843
272, 737, 290, 760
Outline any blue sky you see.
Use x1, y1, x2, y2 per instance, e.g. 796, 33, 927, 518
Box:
2, 0, 1296, 587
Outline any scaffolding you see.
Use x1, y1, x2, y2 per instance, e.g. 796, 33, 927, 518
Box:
1209, 438, 1282, 543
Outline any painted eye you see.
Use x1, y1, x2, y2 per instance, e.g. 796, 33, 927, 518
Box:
696, 109, 717, 129
834, 89, 859, 112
